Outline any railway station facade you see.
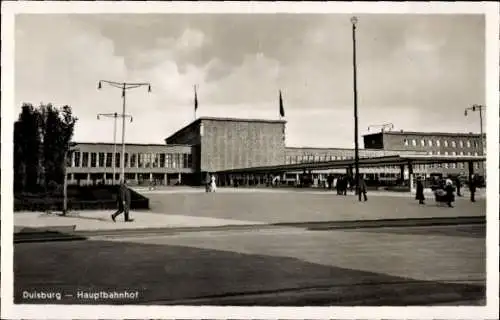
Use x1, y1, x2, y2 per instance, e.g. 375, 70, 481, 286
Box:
66, 117, 486, 186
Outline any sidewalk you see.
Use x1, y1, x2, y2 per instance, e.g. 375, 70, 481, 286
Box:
14, 210, 267, 233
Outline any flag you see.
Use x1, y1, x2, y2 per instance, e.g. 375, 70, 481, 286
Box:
194, 85, 198, 112
279, 90, 285, 117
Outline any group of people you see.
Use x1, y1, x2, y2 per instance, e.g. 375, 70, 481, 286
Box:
415, 174, 479, 208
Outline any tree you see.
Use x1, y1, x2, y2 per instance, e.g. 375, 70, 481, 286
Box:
14, 103, 77, 194
14, 104, 43, 192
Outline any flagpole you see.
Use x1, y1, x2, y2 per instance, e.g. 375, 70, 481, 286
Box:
194, 84, 197, 121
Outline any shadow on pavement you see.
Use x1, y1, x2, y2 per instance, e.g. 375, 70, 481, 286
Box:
14, 238, 485, 306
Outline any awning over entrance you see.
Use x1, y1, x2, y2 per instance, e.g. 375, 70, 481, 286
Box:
215, 155, 486, 174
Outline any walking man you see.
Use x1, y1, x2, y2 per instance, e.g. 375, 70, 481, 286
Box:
112, 180, 133, 222
415, 176, 425, 205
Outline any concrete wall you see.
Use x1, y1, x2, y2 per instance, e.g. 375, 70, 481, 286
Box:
200, 119, 286, 172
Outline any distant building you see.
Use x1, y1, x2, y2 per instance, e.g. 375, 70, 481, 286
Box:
363, 130, 486, 176
66, 117, 485, 186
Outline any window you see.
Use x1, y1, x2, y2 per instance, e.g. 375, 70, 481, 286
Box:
459, 140, 464, 148
444, 151, 449, 155
459, 151, 464, 156
166, 154, 172, 167
314, 155, 320, 162
451, 141, 456, 148
404, 139, 409, 146
106, 153, 112, 167
466, 140, 471, 148
130, 153, 137, 168
183, 154, 189, 168
295, 155, 300, 163
138, 153, 144, 168
436, 140, 440, 147
153, 153, 160, 168
436, 151, 440, 155
420, 139, 425, 147
98, 152, 105, 167
412, 139, 416, 146
428, 140, 433, 147
159, 154, 165, 167
473, 141, 478, 148
172, 154, 179, 168
467, 152, 472, 156
459, 163, 464, 169
475, 162, 480, 170
115, 153, 120, 168
444, 140, 448, 147
451, 151, 456, 156
428, 151, 433, 155
144, 153, 152, 168
474, 152, 478, 156
82, 152, 89, 167
73, 152, 81, 167
124, 153, 129, 168
187, 154, 193, 168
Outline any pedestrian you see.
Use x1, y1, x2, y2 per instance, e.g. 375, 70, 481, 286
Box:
469, 174, 476, 203
111, 180, 133, 222
444, 178, 455, 208
359, 176, 368, 202
205, 173, 211, 192
210, 174, 217, 192
415, 176, 425, 205
455, 175, 462, 197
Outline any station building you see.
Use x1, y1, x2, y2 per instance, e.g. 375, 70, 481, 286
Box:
66, 117, 486, 186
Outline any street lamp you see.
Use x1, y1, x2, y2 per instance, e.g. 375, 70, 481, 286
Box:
367, 123, 394, 133
351, 16, 361, 202
97, 80, 151, 182
464, 104, 485, 155
97, 112, 133, 184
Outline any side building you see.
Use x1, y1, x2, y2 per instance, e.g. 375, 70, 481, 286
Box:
363, 130, 486, 177
67, 143, 195, 186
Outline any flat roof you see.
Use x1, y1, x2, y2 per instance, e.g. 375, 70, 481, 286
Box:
215, 155, 486, 174
363, 131, 485, 138
285, 146, 425, 153
166, 117, 287, 142
74, 142, 191, 147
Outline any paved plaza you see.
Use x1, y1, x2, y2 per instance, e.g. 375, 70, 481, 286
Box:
14, 188, 486, 233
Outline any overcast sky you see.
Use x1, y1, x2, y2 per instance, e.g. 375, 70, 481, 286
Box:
15, 14, 485, 148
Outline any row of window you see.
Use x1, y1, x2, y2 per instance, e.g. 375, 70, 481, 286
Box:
286, 154, 357, 164
71, 152, 193, 169
428, 151, 479, 156
403, 138, 482, 149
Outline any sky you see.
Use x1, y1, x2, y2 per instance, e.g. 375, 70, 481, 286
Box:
15, 13, 486, 148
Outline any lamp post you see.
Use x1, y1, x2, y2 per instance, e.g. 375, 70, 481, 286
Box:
464, 104, 485, 155
351, 16, 361, 202
97, 112, 133, 184
98, 80, 151, 182
62, 142, 78, 216
367, 123, 394, 133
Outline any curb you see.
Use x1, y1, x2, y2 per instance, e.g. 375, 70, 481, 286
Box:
14, 215, 485, 242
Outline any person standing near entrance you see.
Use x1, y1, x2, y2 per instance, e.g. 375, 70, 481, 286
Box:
444, 178, 455, 208
210, 174, 217, 192
469, 174, 477, 202
112, 180, 133, 222
415, 176, 425, 205
455, 175, 462, 197
359, 176, 368, 202
205, 173, 211, 192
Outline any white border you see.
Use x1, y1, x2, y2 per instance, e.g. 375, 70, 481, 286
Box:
1, 2, 499, 319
